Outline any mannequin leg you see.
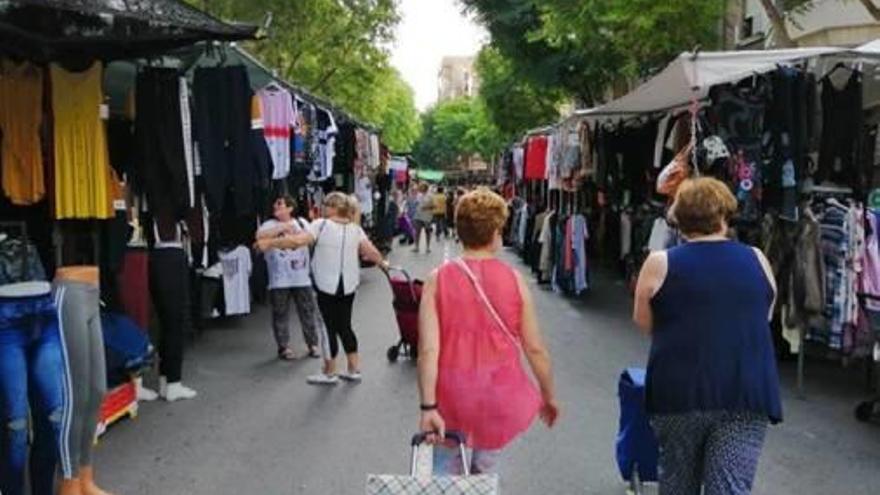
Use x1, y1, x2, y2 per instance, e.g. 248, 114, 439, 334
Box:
80, 465, 115, 495
29, 321, 65, 495
55, 282, 107, 491
0, 326, 28, 495
76, 310, 108, 493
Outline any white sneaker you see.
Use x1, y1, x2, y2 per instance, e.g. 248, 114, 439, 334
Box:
339, 371, 363, 383
136, 377, 158, 402
163, 382, 198, 402
306, 373, 340, 386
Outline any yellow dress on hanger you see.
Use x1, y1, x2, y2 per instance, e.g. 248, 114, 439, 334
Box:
0, 60, 45, 205
50, 62, 112, 219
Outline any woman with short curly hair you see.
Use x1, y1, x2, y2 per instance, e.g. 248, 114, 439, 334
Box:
634, 177, 782, 494
417, 188, 559, 475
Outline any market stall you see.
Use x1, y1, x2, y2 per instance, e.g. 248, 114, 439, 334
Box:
497, 43, 880, 417
0, 2, 262, 493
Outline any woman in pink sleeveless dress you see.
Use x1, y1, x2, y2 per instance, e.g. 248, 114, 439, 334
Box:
417, 188, 559, 475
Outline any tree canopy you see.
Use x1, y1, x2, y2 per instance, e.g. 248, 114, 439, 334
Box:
475, 45, 563, 140
190, 0, 420, 151
462, 0, 724, 105
412, 98, 505, 170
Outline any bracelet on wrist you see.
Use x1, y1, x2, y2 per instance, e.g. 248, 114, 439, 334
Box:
420, 403, 438, 412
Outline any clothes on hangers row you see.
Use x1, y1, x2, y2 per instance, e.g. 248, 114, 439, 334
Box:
764, 199, 878, 355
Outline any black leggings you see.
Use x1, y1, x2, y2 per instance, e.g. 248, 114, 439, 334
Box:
315, 290, 357, 359
149, 248, 191, 383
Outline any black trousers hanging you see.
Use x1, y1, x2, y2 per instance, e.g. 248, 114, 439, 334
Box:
134, 68, 190, 220
148, 247, 190, 383
193, 66, 258, 217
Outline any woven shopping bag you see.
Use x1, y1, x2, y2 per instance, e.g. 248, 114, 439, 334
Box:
366, 432, 500, 495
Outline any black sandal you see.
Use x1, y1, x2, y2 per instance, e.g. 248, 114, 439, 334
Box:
307, 347, 320, 359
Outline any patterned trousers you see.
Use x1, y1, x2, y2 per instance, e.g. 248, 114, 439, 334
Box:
651, 411, 768, 495
269, 287, 323, 351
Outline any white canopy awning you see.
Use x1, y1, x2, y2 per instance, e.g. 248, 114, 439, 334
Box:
856, 38, 880, 54
576, 46, 850, 118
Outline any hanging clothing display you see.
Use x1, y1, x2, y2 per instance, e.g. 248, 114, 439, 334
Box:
292, 99, 314, 173
860, 209, 880, 312
524, 135, 548, 180
0, 60, 44, 206
550, 213, 590, 295
220, 245, 252, 316
50, 62, 113, 219
369, 133, 381, 169
134, 67, 192, 220
356, 176, 374, 217
512, 144, 525, 181
818, 71, 864, 192
192, 65, 269, 216
310, 109, 338, 182
258, 84, 296, 180
806, 199, 866, 352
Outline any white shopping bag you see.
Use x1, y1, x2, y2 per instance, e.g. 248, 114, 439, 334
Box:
366, 432, 499, 495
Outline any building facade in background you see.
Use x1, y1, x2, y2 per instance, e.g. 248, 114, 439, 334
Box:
734, 0, 880, 48
437, 56, 480, 102
434, 55, 488, 172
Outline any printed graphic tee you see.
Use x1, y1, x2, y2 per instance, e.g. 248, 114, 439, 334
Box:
258, 218, 312, 289
220, 246, 253, 315
258, 86, 297, 179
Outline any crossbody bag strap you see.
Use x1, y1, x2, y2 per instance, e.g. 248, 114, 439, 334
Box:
452, 258, 522, 351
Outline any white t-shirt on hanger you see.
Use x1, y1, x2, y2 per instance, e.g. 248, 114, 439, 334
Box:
220, 245, 253, 315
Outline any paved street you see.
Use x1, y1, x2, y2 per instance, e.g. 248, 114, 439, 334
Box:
95, 240, 880, 494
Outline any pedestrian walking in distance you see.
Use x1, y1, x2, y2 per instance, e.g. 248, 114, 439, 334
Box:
432, 186, 448, 239
633, 177, 782, 495
259, 192, 389, 385
417, 187, 559, 475
412, 183, 434, 253
255, 195, 322, 361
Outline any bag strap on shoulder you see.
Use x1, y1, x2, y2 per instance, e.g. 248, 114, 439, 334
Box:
451, 258, 522, 350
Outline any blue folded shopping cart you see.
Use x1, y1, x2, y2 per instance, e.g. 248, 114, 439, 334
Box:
616, 368, 659, 493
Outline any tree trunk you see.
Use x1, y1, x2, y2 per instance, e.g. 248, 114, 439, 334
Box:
858, 0, 880, 21
757, 0, 796, 47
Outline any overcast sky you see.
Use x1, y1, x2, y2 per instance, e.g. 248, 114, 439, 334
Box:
390, 0, 487, 111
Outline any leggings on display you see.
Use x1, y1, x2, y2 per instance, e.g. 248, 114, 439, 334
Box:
53, 280, 107, 480
0, 295, 63, 495
149, 247, 190, 383
315, 289, 357, 359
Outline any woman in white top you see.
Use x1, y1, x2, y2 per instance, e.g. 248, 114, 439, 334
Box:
257, 192, 388, 385
255, 195, 322, 361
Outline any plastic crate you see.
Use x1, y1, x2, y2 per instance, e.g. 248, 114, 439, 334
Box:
95, 380, 138, 438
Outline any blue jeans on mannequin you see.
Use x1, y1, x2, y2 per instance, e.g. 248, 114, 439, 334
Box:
0, 297, 64, 495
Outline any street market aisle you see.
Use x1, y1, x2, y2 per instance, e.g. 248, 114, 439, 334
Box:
96, 241, 880, 494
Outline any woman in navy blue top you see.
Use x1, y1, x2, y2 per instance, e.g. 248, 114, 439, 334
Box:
634, 178, 782, 495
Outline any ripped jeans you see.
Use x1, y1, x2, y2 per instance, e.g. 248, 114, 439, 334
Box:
0, 301, 64, 495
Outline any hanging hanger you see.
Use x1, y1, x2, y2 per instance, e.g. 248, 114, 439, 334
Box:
823, 61, 856, 79
264, 79, 284, 92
